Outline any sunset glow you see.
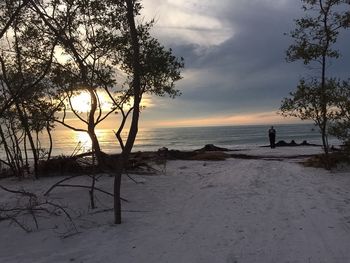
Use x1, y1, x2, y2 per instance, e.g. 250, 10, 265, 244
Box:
70, 92, 92, 113
150, 111, 300, 128
69, 91, 155, 114
69, 91, 113, 113
74, 131, 92, 150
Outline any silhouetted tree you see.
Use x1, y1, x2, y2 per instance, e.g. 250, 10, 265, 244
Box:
0, 0, 32, 41
281, 77, 339, 137
28, 0, 126, 167
329, 79, 350, 149
282, 0, 350, 161
0, 1, 58, 177
1, 0, 184, 224
110, 0, 183, 224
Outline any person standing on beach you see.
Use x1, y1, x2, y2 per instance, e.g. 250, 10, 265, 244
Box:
268, 126, 276, 148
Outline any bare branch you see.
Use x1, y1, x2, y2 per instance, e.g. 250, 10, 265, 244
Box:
55, 119, 87, 132
0, 184, 36, 198
44, 174, 84, 196
46, 183, 129, 202
55, 103, 87, 132
0, 0, 31, 39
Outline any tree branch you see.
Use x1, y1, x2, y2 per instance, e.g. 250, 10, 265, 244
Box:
0, 0, 31, 39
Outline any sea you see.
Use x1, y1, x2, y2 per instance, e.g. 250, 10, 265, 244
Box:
45, 123, 339, 157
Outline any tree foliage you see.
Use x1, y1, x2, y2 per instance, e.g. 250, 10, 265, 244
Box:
1, 0, 183, 172
0, 0, 59, 177
286, 0, 350, 64
280, 78, 339, 144
329, 80, 350, 148
282, 0, 350, 159
0, 0, 184, 223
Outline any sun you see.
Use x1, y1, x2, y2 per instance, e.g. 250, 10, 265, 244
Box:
68, 90, 154, 114
69, 91, 113, 113
70, 91, 92, 112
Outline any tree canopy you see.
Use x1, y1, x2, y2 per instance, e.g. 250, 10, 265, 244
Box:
0, 0, 184, 223
282, 0, 350, 160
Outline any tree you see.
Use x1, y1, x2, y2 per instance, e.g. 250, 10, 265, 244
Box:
1, 0, 184, 223
281, 78, 339, 144
329, 79, 350, 148
27, 0, 128, 167
0, 0, 59, 177
0, 0, 31, 40
111, 0, 183, 224
282, 0, 350, 158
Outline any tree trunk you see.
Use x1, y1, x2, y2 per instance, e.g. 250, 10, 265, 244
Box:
46, 123, 53, 161
86, 88, 105, 167
320, 2, 330, 168
87, 129, 104, 165
0, 125, 17, 176
114, 164, 122, 224
14, 102, 39, 178
321, 52, 329, 157
114, 0, 142, 224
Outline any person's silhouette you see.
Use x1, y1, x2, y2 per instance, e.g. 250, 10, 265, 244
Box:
268, 126, 276, 148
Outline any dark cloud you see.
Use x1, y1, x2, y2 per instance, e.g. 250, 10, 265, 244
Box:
144, 0, 350, 125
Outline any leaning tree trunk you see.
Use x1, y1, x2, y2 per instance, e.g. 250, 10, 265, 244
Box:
114, 0, 142, 224
46, 123, 53, 161
86, 88, 105, 168
0, 125, 17, 176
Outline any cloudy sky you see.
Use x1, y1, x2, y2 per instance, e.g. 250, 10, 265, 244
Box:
137, 0, 350, 127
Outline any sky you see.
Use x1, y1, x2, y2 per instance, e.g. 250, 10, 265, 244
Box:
131, 0, 350, 128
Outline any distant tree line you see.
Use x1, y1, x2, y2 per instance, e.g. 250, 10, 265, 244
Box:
281, 0, 350, 168
0, 0, 184, 223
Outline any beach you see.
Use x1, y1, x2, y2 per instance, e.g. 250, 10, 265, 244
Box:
1, 146, 350, 263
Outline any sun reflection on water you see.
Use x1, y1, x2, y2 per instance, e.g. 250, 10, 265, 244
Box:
71, 130, 115, 154
73, 131, 92, 152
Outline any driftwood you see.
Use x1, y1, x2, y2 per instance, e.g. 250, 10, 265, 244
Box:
38, 151, 164, 176
43, 174, 129, 203
35, 141, 325, 177
37, 144, 232, 176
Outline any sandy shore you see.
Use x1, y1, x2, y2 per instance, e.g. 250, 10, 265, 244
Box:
1, 146, 350, 263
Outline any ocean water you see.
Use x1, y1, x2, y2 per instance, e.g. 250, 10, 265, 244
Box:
46, 123, 337, 156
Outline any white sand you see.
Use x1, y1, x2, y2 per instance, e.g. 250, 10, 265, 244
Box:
1, 146, 350, 263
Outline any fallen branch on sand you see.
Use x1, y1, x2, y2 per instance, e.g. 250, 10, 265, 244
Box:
44, 177, 129, 202
33, 142, 335, 179
0, 184, 78, 234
